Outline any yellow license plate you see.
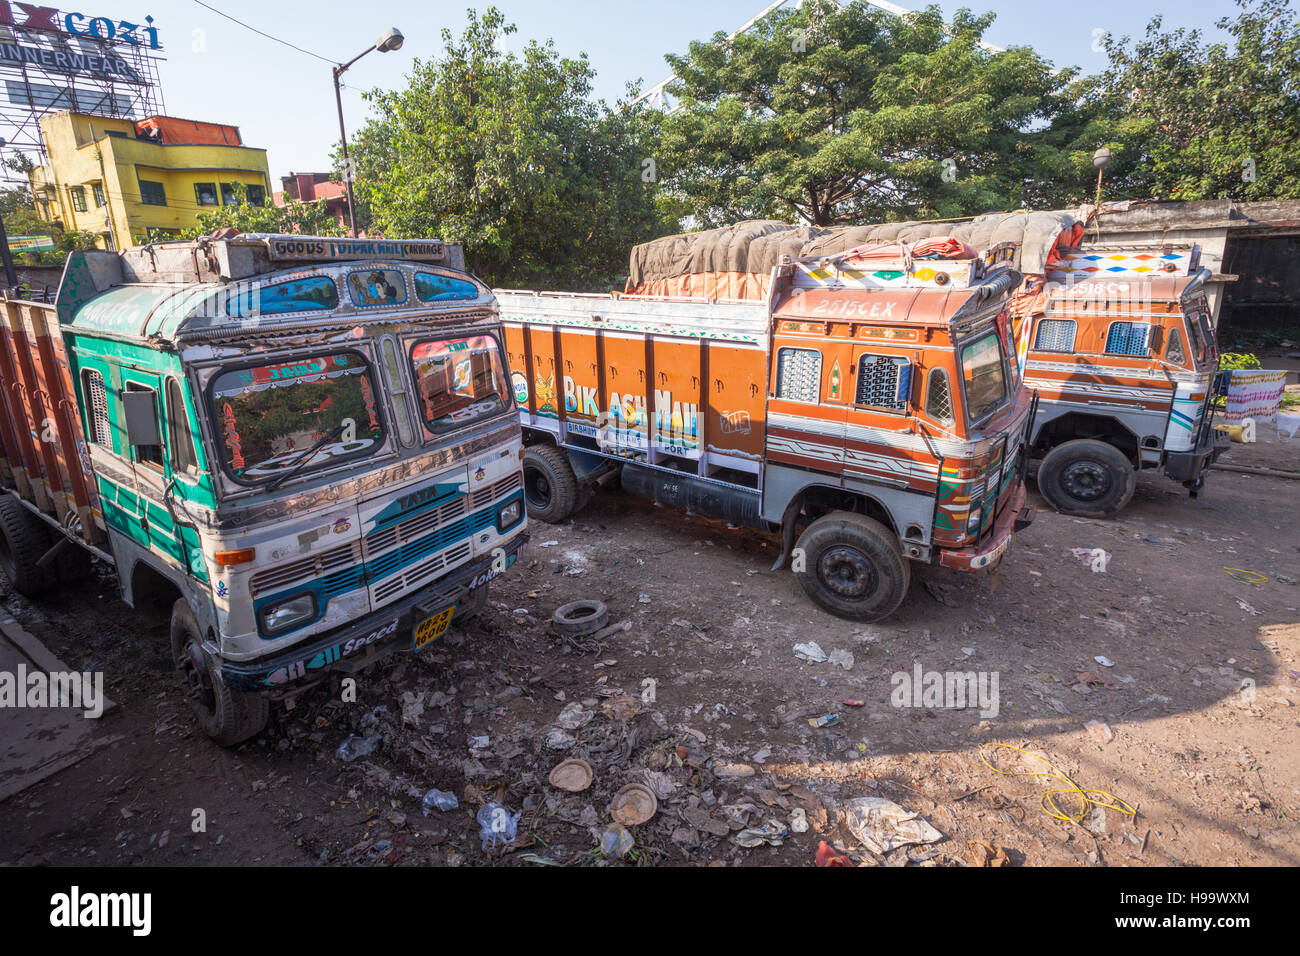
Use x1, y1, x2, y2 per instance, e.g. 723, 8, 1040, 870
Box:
413, 605, 456, 653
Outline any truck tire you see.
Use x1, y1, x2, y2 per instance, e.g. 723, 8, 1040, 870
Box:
524, 444, 580, 523
0, 495, 54, 597
171, 598, 269, 747
1037, 439, 1136, 518
793, 512, 911, 621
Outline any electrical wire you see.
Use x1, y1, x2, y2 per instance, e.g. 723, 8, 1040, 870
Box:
979, 742, 1137, 825
192, 0, 340, 66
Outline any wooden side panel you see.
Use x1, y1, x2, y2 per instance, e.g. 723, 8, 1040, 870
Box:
648, 338, 703, 457
600, 332, 650, 450
704, 341, 767, 461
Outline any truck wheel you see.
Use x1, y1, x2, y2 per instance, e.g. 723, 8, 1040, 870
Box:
524, 445, 580, 523
793, 512, 911, 622
1037, 439, 1135, 518
170, 598, 269, 747
0, 495, 53, 597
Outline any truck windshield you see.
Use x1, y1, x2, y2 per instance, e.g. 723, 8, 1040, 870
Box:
960, 332, 1008, 424
409, 335, 509, 434
210, 351, 385, 484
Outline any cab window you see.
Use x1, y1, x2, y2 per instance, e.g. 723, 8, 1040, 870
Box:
959, 333, 1007, 424
125, 382, 164, 471
1165, 326, 1187, 366
409, 335, 510, 435
854, 354, 909, 412
166, 378, 200, 476
775, 348, 821, 404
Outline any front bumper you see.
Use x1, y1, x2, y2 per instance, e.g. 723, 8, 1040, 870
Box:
1164, 415, 1230, 483
938, 482, 1031, 572
222, 534, 527, 692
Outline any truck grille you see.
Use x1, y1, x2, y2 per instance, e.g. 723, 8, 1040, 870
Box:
248, 471, 521, 601
250, 541, 362, 596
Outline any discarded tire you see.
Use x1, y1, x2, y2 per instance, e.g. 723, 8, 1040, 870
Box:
552, 599, 609, 637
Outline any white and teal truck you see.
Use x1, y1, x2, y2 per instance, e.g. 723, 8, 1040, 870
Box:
0, 234, 527, 744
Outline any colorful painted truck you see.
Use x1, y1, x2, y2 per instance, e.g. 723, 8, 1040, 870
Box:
1021, 242, 1228, 516
498, 239, 1035, 622
0, 235, 526, 744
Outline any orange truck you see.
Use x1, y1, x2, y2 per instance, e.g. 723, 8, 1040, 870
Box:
1021, 240, 1227, 516
497, 238, 1036, 621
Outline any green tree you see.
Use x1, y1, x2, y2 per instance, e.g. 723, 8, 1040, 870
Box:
179, 183, 343, 240
657, 0, 1077, 226
1085, 0, 1300, 202
346, 7, 671, 289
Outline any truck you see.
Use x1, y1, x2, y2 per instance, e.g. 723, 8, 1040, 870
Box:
498, 238, 1036, 622
1022, 240, 1229, 517
0, 234, 527, 745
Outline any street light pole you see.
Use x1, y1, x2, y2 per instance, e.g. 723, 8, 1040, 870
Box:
332, 27, 404, 239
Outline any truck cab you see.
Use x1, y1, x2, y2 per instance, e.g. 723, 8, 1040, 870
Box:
1024, 244, 1227, 517
0, 234, 527, 745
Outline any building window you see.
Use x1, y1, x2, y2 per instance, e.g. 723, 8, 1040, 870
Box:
1034, 318, 1076, 352
70, 186, 87, 212
246, 184, 265, 206
221, 182, 239, 205
139, 180, 166, 206
91, 183, 106, 207
855, 354, 908, 411
775, 348, 821, 404
1105, 321, 1150, 356
82, 369, 112, 446
925, 367, 953, 424
194, 182, 218, 206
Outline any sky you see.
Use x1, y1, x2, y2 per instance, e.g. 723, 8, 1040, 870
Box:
42, 0, 1241, 182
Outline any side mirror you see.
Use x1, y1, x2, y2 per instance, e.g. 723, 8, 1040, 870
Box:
122, 390, 161, 447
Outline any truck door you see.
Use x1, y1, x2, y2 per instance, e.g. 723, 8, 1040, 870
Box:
160, 376, 208, 580
843, 344, 925, 492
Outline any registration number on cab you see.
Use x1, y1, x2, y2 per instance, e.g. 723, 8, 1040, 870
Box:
413, 605, 457, 653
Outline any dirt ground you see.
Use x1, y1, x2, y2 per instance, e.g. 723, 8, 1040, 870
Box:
1, 424, 1297, 868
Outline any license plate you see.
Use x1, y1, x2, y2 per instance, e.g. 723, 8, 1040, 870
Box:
413, 605, 456, 653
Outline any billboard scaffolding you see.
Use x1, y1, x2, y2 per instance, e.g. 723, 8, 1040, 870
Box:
0, 10, 164, 169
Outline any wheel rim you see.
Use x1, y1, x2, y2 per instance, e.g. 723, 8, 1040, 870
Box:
817, 546, 878, 599
524, 466, 552, 510
1060, 459, 1111, 502
179, 637, 217, 714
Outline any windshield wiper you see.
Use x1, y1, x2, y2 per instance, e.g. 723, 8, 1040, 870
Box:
265, 420, 349, 492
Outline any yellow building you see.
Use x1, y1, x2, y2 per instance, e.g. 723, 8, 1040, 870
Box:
28, 111, 271, 249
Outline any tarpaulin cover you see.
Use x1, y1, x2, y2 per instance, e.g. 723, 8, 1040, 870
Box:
625, 211, 1085, 294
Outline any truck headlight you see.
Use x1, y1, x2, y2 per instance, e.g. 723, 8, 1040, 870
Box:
967, 507, 983, 534
262, 593, 317, 635
497, 499, 523, 531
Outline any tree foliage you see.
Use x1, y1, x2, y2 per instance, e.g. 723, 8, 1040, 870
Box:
345, 7, 671, 289
657, 0, 1077, 226
1084, 0, 1300, 201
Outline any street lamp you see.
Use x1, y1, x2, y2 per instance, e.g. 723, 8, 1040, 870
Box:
333, 27, 404, 238
1092, 146, 1112, 208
